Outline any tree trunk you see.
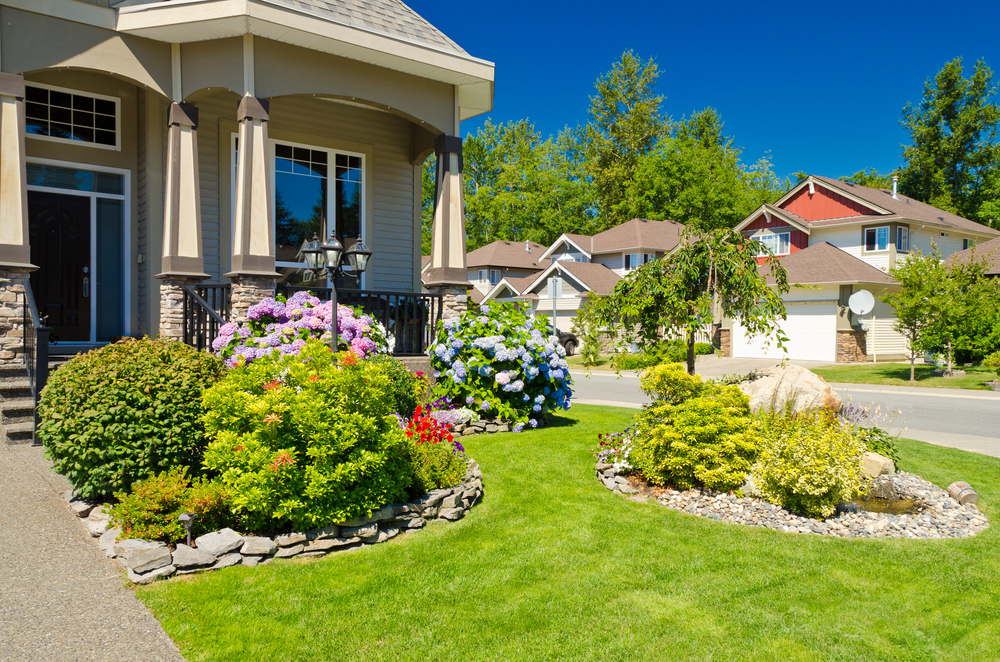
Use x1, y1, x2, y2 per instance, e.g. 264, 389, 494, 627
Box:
947, 340, 953, 374
910, 349, 916, 382
687, 329, 696, 376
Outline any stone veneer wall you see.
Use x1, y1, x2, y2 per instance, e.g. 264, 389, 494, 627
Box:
230, 277, 277, 322
717, 328, 731, 358
0, 271, 28, 365
426, 285, 469, 320
157, 278, 207, 341
836, 329, 868, 363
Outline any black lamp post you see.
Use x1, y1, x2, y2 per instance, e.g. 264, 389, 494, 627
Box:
300, 231, 373, 353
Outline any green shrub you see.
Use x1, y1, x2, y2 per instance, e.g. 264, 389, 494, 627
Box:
404, 407, 468, 494
38, 337, 226, 500
983, 351, 1000, 374
201, 339, 413, 532
612, 353, 658, 370
632, 366, 757, 490
572, 298, 604, 368
753, 411, 868, 519
109, 467, 233, 543
364, 354, 423, 417
694, 342, 715, 356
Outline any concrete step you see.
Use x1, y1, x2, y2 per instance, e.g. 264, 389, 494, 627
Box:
1, 397, 34, 419
3, 420, 35, 445
0, 380, 32, 398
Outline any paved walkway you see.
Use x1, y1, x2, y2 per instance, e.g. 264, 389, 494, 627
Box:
0, 444, 184, 662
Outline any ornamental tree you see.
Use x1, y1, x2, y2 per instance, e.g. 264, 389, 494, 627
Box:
883, 250, 944, 381
594, 227, 789, 375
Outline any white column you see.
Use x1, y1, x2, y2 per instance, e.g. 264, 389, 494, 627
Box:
0, 73, 32, 271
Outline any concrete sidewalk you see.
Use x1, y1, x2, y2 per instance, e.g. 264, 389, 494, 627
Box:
0, 444, 184, 662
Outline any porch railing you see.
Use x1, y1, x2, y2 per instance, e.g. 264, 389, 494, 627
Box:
277, 286, 443, 356
182, 284, 230, 351
23, 281, 49, 445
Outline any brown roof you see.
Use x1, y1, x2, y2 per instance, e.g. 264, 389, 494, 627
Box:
503, 274, 541, 295
553, 219, 685, 255
553, 261, 622, 295
763, 242, 896, 286
946, 236, 1000, 275
420, 255, 431, 271
466, 240, 551, 270
811, 176, 1000, 236
469, 288, 485, 304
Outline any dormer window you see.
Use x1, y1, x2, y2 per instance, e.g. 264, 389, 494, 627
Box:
753, 232, 790, 257
624, 253, 655, 271
864, 226, 889, 252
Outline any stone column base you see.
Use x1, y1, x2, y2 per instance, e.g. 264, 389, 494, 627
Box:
837, 329, 867, 363
230, 276, 277, 323
0, 270, 29, 364
158, 277, 207, 342
718, 328, 732, 357
425, 284, 470, 320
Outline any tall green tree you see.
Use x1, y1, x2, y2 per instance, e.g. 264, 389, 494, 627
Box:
594, 228, 789, 375
898, 57, 1000, 219
841, 168, 895, 190
882, 251, 944, 381
586, 51, 669, 232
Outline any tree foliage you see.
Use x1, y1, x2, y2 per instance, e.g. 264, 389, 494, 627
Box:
593, 228, 789, 374
840, 168, 896, 190
883, 250, 945, 381
898, 57, 1000, 220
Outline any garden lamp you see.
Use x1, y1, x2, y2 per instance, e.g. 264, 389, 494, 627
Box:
299, 234, 325, 271
345, 240, 372, 274
320, 232, 344, 271
178, 512, 197, 547
301, 231, 373, 355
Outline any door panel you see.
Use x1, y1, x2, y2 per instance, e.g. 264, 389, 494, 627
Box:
29, 192, 91, 343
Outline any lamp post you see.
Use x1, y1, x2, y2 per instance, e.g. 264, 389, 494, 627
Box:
299, 232, 373, 353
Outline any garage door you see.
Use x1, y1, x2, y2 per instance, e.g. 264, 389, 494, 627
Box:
732, 302, 837, 362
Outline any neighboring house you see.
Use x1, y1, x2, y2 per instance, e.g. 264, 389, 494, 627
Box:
540, 218, 685, 275
0, 0, 492, 364
947, 236, 1000, 276
465, 239, 549, 294
723, 175, 1000, 362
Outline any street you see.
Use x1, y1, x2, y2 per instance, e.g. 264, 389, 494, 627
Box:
569, 360, 1000, 458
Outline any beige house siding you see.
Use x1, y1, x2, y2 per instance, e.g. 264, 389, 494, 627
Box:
137, 90, 148, 335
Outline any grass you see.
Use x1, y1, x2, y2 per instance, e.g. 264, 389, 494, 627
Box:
565, 354, 616, 370
138, 406, 1000, 661
812, 362, 997, 390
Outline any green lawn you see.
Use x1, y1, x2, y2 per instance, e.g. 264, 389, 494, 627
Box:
812, 362, 997, 390
138, 405, 1000, 661
565, 354, 616, 370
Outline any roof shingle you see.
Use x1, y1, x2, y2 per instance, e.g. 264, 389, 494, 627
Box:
466, 240, 550, 270
763, 242, 896, 286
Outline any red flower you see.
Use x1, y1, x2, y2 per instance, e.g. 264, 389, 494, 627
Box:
309, 375, 321, 383
341, 351, 359, 366
263, 380, 283, 391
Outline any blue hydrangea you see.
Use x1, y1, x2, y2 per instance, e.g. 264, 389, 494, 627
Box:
513, 422, 525, 433
529, 419, 538, 428
532, 404, 541, 412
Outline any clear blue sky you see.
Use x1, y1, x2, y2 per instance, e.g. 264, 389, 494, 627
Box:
414, 0, 1000, 181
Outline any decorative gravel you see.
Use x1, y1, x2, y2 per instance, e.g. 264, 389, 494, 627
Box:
598, 466, 989, 539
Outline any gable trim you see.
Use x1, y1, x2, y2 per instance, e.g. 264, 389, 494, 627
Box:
736, 204, 812, 234
773, 176, 892, 216
538, 234, 592, 261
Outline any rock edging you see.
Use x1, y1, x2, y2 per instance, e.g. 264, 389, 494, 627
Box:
67, 460, 484, 585
595, 462, 989, 539
452, 413, 553, 436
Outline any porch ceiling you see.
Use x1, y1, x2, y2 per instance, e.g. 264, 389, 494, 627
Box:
115, 0, 494, 120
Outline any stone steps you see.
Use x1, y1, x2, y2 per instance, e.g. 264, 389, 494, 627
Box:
0, 364, 35, 445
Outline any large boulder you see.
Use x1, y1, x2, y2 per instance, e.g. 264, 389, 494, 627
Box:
862, 452, 895, 479
737, 365, 841, 414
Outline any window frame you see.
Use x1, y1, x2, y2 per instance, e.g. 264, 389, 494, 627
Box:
896, 226, 909, 253
24, 82, 121, 152
864, 226, 890, 253
752, 231, 790, 257
489, 269, 501, 286
624, 253, 640, 271
478, 269, 488, 284
963, 238, 975, 251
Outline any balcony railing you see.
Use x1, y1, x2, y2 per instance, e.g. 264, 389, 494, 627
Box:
23, 281, 49, 445
182, 284, 230, 351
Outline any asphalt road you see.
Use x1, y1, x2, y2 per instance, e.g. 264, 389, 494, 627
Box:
570, 367, 1000, 458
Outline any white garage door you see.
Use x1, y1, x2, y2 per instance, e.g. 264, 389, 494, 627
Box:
732, 302, 837, 362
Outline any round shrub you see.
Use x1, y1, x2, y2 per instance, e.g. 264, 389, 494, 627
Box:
404, 405, 468, 494
753, 411, 868, 519
365, 354, 424, 418
38, 338, 226, 500
428, 301, 573, 427
201, 338, 414, 532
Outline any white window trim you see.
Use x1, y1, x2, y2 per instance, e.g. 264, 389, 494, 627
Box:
230, 133, 367, 285
864, 226, 890, 253
25, 156, 132, 342
897, 226, 909, 253
478, 269, 488, 283
25, 82, 121, 152
753, 232, 790, 257
624, 253, 640, 272
489, 269, 501, 286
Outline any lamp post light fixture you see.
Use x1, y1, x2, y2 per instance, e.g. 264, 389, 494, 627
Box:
178, 512, 197, 547
299, 231, 373, 353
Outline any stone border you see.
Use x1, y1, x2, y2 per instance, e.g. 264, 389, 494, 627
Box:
452, 413, 552, 436
595, 462, 989, 539
65, 460, 484, 585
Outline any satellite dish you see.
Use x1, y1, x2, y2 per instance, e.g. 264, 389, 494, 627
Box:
848, 289, 875, 316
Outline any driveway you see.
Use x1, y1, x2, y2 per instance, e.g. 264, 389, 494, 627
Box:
570, 356, 1000, 458
0, 444, 184, 662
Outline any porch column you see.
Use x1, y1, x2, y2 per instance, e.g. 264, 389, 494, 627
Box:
224, 95, 278, 322
425, 134, 470, 319
156, 102, 209, 341
0, 73, 36, 364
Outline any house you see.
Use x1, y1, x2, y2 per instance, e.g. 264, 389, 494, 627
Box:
465, 239, 549, 294
947, 236, 1000, 276
540, 218, 685, 275
721, 175, 1000, 362
0, 0, 493, 365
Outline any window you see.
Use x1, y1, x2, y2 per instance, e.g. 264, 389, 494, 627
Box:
753, 232, 790, 256
964, 238, 975, 250
490, 269, 501, 286
864, 226, 889, 252
25, 84, 119, 150
896, 226, 909, 252
644, 253, 655, 264
624, 253, 640, 271
478, 269, 488, 283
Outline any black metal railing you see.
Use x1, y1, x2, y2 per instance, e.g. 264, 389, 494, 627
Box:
182, 284, 230, 351
23, 281, 49, 445
278, 286, 443, 355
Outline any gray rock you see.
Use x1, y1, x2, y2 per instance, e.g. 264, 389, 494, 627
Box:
601, 477, 616, 490
113, 539, 166, 559
171, 544, 216, 568
127, 546, 173, 573
441, 494, 462, 509
595, 463, 613, 472
303, 525, 339, 541
274, 544, 304, 558
438, 508, 465, 521
210, 553, 242, 570
462, 428, 476, 436
304, 537, 360, 552
241, 555, 261, 567
499, 423, 510, 432
88, 505, 112, 522
486, 424, 498, 433
241, 536, 278, 556
371, 526, 400, 543
274, 532, 307, 547
341, 523, 379, 539
370, 505, 395, 522
339, 514, 374, 528
738, 365, 841, 414
404, 518, 426, 529
69, 499, 97, 518
128, 565, 176, 585
618, 485, 638, 495
99, 527, 121, 555
423, 506, 439, 519
83, 519, 108, 538
613, 476, 629, 486
453, 423, 466, 433
194, 528, 244, 556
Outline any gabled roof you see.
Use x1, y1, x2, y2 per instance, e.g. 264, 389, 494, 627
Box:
482, 274, 538, 301
763, 242, 895, 286
515, 260, 621, 299
540, 219, 685, 260
466, 240, 550, 270
946, 236, 1000, 276
740, 204, 813, 233
420, 255, 431, 272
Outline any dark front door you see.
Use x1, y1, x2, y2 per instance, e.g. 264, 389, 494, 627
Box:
29, 192, 91, 343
